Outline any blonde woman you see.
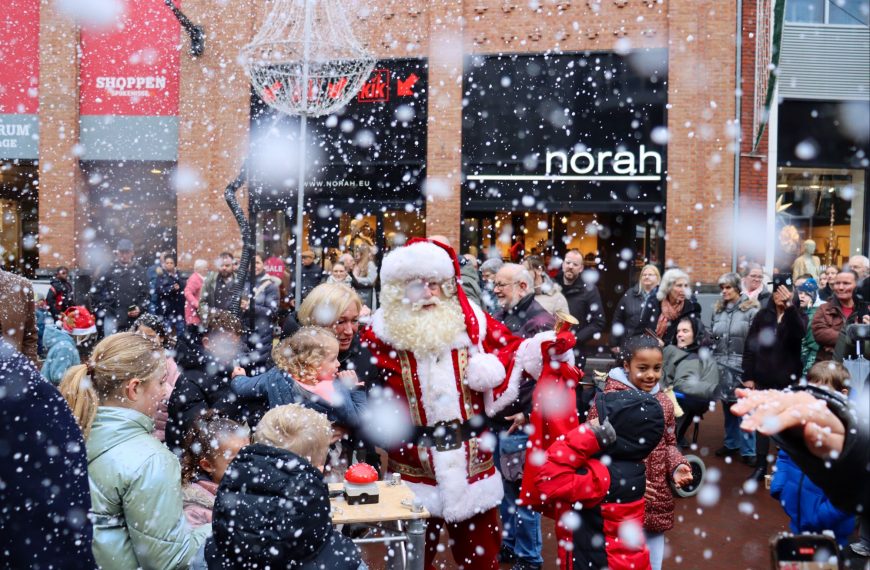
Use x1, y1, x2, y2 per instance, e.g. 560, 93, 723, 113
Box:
59, 332, 210, 569
611, 264, 661, 348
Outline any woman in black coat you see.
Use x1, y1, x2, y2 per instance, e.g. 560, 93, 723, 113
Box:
741, 284, 808, 481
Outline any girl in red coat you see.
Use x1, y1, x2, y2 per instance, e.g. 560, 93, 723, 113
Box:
591, 335, 693, 570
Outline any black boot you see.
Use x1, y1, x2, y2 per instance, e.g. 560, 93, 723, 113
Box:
748, 465, 767, 482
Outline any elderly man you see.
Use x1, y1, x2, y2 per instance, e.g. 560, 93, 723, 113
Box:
362, 239, 562, 570
491, 263, 555, 570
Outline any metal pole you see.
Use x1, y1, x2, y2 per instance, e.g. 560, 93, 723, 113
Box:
732, 0, 743, 273
294, 0, 313, 308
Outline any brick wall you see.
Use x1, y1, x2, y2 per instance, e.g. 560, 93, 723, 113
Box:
37, 0, 84, 268
34, 0, 759, 284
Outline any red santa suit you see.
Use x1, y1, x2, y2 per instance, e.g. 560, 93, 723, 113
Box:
360, 239, 548, 570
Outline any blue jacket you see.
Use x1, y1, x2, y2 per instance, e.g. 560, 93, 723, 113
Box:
231, 366, 367, 430
770, 449, 855, 545
41, 325, 80, 384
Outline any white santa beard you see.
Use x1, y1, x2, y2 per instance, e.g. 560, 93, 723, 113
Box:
380, 288, 467, 355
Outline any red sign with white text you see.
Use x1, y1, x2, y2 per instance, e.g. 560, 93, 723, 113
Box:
0, 0, 40, 114
80, 0, 181, 116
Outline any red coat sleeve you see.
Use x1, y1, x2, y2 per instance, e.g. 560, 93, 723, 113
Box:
535, 425, 610, 507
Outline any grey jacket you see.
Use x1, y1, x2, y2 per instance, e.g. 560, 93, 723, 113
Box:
710, 295, 759, 371
87, 407, 210, 569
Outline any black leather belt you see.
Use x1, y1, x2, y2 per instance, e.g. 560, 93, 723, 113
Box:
415, 419, 480, 452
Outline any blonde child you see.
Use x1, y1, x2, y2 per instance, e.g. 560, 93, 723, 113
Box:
193, 404, 366, 569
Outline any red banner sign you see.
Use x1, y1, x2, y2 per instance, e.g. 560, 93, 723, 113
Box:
0, 0, 40, 114
80, 0, 181, 116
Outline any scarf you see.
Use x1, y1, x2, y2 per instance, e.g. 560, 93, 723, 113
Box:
656, 296, 684, 337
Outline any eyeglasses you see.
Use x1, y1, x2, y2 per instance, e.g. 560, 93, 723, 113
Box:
493, 281, 518, 290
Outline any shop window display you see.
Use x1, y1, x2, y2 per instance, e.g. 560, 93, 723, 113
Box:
775, 167, 866, 273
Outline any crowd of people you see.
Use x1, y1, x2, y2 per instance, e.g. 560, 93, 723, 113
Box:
0, 235, 868, 570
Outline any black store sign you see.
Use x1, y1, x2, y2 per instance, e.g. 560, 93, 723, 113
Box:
249, 58, 428, 212
462, 50, 668, 213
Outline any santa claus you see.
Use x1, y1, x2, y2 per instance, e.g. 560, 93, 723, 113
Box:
361, 238, 561, 570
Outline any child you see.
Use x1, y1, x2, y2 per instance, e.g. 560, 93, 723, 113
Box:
234, 327, 367, 430
58, 332, 210, 569
41, 306, 97, 384
180, 411, 249, 528
132, 313, 181, 442
592, 335, 693, 570
194, 404, 365, 569
536, 389, 666, 569
770, 361, 856, 547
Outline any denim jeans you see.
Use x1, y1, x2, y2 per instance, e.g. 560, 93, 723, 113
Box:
494, 432, 543, 564
723, 402, 756, 457
645, 531, 665, 570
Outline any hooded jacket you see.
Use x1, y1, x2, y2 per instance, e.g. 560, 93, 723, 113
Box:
537, 389, 665, 570
87, 406, 210, 569
41, 325, 81, 384
47, 276, 74, 319
592, 371, 688, 533
661, 322, 721, 403
770, 449, 855, 546
0, 340, 96, 569
204, 443, 363, 570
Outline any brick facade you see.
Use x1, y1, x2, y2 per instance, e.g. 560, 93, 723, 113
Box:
33, 0, 766, 284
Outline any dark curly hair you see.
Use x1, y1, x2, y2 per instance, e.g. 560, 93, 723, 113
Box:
180, 410, 248, 485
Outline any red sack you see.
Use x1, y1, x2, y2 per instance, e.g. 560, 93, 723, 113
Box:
519, 331, 583, 519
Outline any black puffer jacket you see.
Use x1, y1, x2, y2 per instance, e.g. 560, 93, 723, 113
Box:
165, 356, 237, 453
742, 293, 807, 389
205, 444, 362, 570
555, 273, 606, 345
610, 285, 653, 347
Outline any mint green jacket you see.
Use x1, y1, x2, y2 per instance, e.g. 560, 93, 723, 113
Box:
87, 407, 210, 569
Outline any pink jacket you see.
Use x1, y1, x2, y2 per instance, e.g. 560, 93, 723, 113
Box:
152, 357, 180, 442
184, 272, 204, 326
182, 479, 218, 528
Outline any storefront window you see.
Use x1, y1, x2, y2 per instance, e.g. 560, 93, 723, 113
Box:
0, 161, 38, 275
775, 167, 866, 271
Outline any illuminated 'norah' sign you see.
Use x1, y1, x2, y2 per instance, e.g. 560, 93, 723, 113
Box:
467, 145, 664, 182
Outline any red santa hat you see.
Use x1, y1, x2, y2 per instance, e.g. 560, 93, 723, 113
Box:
61, 306, 97, 336
379, 238, 481, 345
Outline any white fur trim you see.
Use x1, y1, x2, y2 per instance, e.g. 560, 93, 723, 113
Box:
515, 330, 575, 381
406, 447, 504, 521
415, 350, 464, 423
483, 359, 522, 417
465, 351, 506, 391
380, 242, 455, 285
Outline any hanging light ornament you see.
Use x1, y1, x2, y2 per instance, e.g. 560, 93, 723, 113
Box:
239, 0, 376, 305
240, 0, 376, 117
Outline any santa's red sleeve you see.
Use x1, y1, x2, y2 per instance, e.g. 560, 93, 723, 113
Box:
535, 425, 610, 508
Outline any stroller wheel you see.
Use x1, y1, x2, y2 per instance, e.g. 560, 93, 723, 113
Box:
672, 454, 705, 498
